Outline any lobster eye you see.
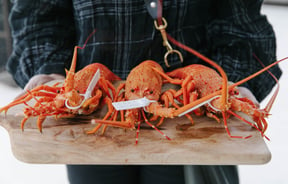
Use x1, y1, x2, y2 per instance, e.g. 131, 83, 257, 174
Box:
131, 89, 135, 93
56, 90, 60, 93
149, 90, 153, 94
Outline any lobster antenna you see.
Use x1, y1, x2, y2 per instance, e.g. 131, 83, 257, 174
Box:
77, 29, 97, 50
227, 110, 270, 141
252, 53, 279, 113
230, 57, 287, 89
66, 29, 97, 92
141, 109, 171, 142
69, 29, 97, 72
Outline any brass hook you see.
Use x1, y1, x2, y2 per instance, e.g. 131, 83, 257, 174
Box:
154, 17, 183, 67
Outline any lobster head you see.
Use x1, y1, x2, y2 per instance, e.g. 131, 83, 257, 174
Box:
125, 60, 163, 101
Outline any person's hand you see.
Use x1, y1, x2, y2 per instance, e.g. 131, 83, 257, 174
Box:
237, 86, 259, 108
24, 74, 65, 91
15, 74, 65, 99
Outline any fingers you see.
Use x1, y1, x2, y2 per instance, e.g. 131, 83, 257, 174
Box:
24, 74, 65, 91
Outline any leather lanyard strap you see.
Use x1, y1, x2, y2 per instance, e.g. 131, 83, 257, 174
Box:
144, 0, 183, 69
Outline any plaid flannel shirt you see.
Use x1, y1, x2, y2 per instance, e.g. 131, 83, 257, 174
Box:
7, 0, 282, 101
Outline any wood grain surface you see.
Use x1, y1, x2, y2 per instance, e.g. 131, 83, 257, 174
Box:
0, 103, 271, 165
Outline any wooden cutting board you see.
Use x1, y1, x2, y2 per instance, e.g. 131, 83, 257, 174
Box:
0, 103, 271, 165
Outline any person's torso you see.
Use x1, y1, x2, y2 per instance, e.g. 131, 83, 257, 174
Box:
72, 0, 215, 79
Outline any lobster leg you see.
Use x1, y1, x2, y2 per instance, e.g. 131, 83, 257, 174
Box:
114, 82, 126, 99
88, 98, 172, 143
222, 111, 252, 139
86, 96, 117, 134
156, 89, 194, 126
81, 89, 103, 114
97, 78, 117, 100
90, 118, 135, 130
140, 110, 171, 143
100, 86, 126, 134
13, 85, 60, 102
37, 115, 47, 133
20, 117, 29, 131
20, 112, 46, 133
0, 90, 58, 114
180, 75, 196, 105
88, 109, 170, 144
88, 83, 126, 134
229, 97, 269, 133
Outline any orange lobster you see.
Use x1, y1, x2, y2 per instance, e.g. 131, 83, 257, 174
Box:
87, 60, 192, 143
162, 64, 267, 138
163, 35, 286, 139
0, 45, 121, 132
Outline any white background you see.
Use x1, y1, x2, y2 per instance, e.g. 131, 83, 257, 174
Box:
0, 4, 287, 184
238, 4, 288, 184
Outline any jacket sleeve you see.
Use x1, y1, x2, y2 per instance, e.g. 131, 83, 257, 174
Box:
7, 0, 76, 88
207, 0, 282, 102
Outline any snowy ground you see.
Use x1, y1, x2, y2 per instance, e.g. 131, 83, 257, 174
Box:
0, 4, 287, 184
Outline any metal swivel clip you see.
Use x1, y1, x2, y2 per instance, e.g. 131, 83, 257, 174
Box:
154, 17, 183, 67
